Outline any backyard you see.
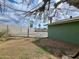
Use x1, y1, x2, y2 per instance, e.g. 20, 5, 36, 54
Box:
0, 0, 79, 59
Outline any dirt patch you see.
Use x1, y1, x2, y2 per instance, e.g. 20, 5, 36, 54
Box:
33, 38, 79, 58
0, 38, 60, 59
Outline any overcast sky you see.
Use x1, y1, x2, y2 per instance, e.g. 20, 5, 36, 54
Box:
7, 0, 79, 17
0, 0, 79, 28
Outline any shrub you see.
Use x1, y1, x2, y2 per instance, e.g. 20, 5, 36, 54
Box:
0, 30, 9, 41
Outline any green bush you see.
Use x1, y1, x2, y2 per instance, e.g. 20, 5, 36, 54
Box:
0, 30, 9, 41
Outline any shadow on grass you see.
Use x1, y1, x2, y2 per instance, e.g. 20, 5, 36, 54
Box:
32, 38, 78, 58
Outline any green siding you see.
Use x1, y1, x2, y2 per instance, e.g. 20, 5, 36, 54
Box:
48, 21, 79, 46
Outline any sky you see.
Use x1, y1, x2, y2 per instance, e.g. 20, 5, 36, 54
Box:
0, 0, 79, 28
7, 0, 79, 17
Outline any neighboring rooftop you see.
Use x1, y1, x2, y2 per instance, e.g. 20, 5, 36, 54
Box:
49, 16, 79, 25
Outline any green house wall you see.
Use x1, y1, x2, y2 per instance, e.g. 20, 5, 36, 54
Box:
48, 21, 79, 46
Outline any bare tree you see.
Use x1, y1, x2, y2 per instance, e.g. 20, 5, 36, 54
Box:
0, 0, 79, 20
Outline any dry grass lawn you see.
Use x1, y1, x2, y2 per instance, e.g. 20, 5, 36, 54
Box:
0, 37, 60, 59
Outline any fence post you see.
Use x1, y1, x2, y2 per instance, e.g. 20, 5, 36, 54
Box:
7, 25, 9, 36
27, 26, 29, 37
